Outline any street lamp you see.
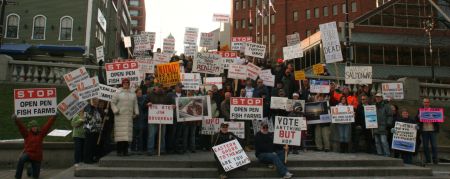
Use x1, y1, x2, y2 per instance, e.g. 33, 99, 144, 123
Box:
344, 0, 352, 66
423, 16, 435, 82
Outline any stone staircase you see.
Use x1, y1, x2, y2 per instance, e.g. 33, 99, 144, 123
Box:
74, 151, 433, 178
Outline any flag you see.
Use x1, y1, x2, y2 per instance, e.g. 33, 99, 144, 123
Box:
257, 7, 263, 16
269, 0, 277, 13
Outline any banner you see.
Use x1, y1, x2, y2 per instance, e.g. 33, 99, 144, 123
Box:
204, 77, 223, 90
246, 63, 261, 80
331, 105, 355, 123
213, 13, 230, 23
200, 32, 214, 48
252, 118, 274, 135
310, 79, 330, 94
148, 105, 173, 124
213, 51, 239, 69
345, 66, 372, 84
270, 97, 288, 109
228, 64, 247, 80
184, 45, 198, 56
212, 139, 250, 172
230, 97, 263, 120
305, 101, 330, 124
312, 64, 324, 75
364, 105, 378, 128
274, 116, 305, 146
98, 84, 118, 102
319, 21, 343, 63
231, 36, 252, 51
153, 53, 171, 64
57, 91, 88, 120
64, 67, 90, 91
163, 38, 175, 54
14, 88, 57, 118
180, 73, 202, 90
96, 46, 104, 62
156, 62, 181, 88
176, 96, 211, 122
282, 44, 303, 60
392, 121, 417, 152
201, 118, 224, 135
244, 42, 266, 58
105, 61, 140, 85
286, 33, 300, 46
419, 108, 444, 123
224, 121, 245, 139
184, 27, 199, 45
192, 52, 223, 75
382, 83, 404, 100
76, 76, 99, 101
294, 70, 306, 80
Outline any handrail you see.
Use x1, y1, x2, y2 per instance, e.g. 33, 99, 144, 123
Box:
8, 60, 103, 70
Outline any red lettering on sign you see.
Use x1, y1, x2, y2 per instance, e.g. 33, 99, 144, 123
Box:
105, 61, 139, 71
230, 97, 263, 106
14, 88, 56, 99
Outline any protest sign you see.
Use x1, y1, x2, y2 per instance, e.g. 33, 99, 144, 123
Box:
98, 84, 118, 102
96, 46, 104, 62
156, 62, 181, 87
153, 53, 171, 64
105, 61, 140, 85
136, 58, 154, 80
228, 64, 247, 80
363, 105, 378, 128
200, 32, 214, 48
133, 33, 152, 55
192, 52, 223, 75
283, 44, 303, 60
176, 96, 211, 122
230, 97, 263, 120
244, 42, 266, 58
212, 139, 250, 172
313, 64, 324, 75
57, 91, 88, 120
260, 75, 275, 87
163, 38, 175, 54
294, 70, 306, 80
204, 77, 223, 90
231, 36, 252, 51
224, 121, 245, 139
319, 21, 343, 63
213, 13, 230, 23
286, 33, 300, 46
310, 79, 330, 94
382, 83, 404, 100
286, 100, 305, 112
305, 101, 330, 124
47, 129, 72, 137
246, 63, 261, 80
392, 121, 417, 152
270, 97, 288, 110
331, 105, 355, 123
148, 104, 173, 124
419, 108, 444, 123
259, 69, 272, 77
64, 67, 90, 91
213, 51, 239, 69
184, 27, 199, 45
201, 118, 224, 135
274, 116, 305, 146
345, 66, 372, 84
184, 44, 198, 57
252, 118, 274, 135
180, 73, 202, 90
124, 36, 131, 48
76, 76, 99, 101
14, 88, 57, 118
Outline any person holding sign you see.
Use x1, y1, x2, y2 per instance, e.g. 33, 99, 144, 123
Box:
81, 98, 103, 163
212, 123, 243, 179
255, 122, 294, 179
373, 93, 392, 157
354, 95, 374, 153
71, 114, 85, 167
391, 109, 419, 164
12, 114, 57, 179
336, 96, 352, 153
417, 98, 440, 164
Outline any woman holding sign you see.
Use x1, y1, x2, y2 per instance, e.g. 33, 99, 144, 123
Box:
336, 96, 352, 153
391, 109, 418, 164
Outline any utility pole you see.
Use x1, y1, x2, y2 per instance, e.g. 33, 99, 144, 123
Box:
0, 0, 17, 50
423, 16, 435, 82
344, 0, 351, 66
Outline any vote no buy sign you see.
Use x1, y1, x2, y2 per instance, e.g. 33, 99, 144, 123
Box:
14, 88, 57, 118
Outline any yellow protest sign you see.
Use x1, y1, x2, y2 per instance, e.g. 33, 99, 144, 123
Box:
294, 70, 306, 80
313, 64, 324, 75
156, 62, 181, 87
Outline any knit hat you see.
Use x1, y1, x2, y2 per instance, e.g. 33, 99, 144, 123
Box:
27, 120, 38, 128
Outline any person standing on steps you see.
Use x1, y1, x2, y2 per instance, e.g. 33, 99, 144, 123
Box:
212, 123, 242, 179
417, 97, 440, 164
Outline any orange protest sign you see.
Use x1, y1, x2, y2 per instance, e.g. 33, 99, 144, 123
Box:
313, 64, 324, 75
156, 62, 181, 87
294, 70, 305, 80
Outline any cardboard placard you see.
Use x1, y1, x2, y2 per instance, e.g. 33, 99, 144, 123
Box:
201, 118, 224, 135
345, 66, 372, 84
244, 42, 266, 58
319, 21, 343, 63
124, 36, 132, 48
156, 62, 181, 88
192, 52, 223, 75
392, 121, 417, 152
76, 76, 100, 101
228, 64, 248, 80
419, 108, 444, 123
230, 97, 263, 120
14, 88, 57, 118
153, 53, 171, 64
148, 104, 174, 124
58, 91, 88, 120
364, 105, 378, 128
180, 73, 202, 90
294, 70, 306, 80
212, 139, 251, 172
382, 83, 404, 100
184, 44, 198, 57
282, 44, 303, 60
310, 79, 330, 94
331, 105, 355, 123
64, 67, 90, 91
105, 61, 140, 85
312, 64, 324, 75
274, 116, 305, 146
98, 84, 118, 102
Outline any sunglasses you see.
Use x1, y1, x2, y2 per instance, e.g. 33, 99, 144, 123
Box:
262, 126, 268, 129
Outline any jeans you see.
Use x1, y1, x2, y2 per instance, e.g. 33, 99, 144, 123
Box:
374, 134, 390, 156
337, 124, 351, 143
167, 122, 183, 152
315, 125, 331, 150
422, 131, 438, 163
182, 123, 197, 151
257, 150, 288, 176
15, 153, 41, 179
73, 137, 84, 164
148, 124, 166, 153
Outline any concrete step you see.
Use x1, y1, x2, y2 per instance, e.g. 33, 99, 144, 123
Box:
74, 165, 432, 178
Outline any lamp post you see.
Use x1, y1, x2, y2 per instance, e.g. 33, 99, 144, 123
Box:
344, 0, 352, 66
423, 16, 435, 82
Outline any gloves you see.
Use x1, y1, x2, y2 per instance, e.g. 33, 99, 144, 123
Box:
390, 128, 396, 134
11, 114, 17, 121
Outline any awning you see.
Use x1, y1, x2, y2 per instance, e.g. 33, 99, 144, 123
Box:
36, 45, 85, 53
0, 44, 32, 55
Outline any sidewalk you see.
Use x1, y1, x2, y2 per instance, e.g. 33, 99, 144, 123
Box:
0, 168, 65, 179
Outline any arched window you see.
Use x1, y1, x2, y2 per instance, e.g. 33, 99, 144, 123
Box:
59, 16, 73, 41
6, 14, 19, 38
32, 15, 46, 40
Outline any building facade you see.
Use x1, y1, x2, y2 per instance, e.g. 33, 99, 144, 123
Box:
127, 0, 146, 33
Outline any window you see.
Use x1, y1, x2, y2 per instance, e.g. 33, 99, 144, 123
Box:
354, 44, 369, 64
235, 1, 239, 10
411, 47, 425, 66
129, 0, 139, 6
384, 45, 398, 65
249, 0, 253, 7
342, 4, 347, 13
131, 20, 138, 26
235, 20, 239, 29
5, 14, 19, 39
333, 5, 338, 15
271, 34, 275, 44
306, 9, 310, 19
351, 2, 357, 12
242, 0, 246, 9
264, 16, 268, 25
271, 14, 275, 24
370, 45, 384, 64
129, 10, 139, 16
263, 35, 267, 43
293, 11, 298, 21
323, 6, 328, 17
314, 8, 319, 18
59, 16, 73, 41
32, 15, 46, 40
242, 19, 246, 28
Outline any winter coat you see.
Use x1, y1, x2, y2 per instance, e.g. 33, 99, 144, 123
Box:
83, 104, 103, 133
221, 99, 231, 121
111, 88, 139, 142
373, 102, 392, 135
71, 115, 85, 138
15, 116, 56, 161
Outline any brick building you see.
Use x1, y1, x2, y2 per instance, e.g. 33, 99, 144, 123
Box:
128, 0, 146, 33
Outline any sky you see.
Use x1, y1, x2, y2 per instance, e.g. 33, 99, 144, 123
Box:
145, 0, 231, 54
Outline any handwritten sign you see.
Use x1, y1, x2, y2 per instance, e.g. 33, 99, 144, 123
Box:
184, 27, 199, 45
213, 51, 239, 69
156, 62, 181, 87
230, 97, 263, 120
270, 97, 288, 110
180, 73, 202, 90
331, 105, 355, 123
319, 21, 343, 63
382, 83, 404, 100
204, 77, 223, 90
201, 118, 224, 135
345, 66, 372, 84
224, 121, 245, 139
213, 13, 230, 23
313, 64, 324, 75
246, 63, 261, 80
228, 64, 247, 80
286, 33, 300, 46
58, 91, 88, 120
98, 84, 118, 102
192, 52, 223, 75
244, 42, 266, 58
419, 108, 444, 123
163, 38, 175, 54
148, 105, 173, 124
274, 116, 305, 146
212, 139, 250, 172
364, 105, 378, 128
283, 44, 303, 60
14, 88, 57, 118
392, 122, 417, 152
200, 32, 214, 48
153, 53, 171, 64
184, 44, 198, 57
96, 46, 104, 62
64, 67, 90, 91
294, 70, 305, 80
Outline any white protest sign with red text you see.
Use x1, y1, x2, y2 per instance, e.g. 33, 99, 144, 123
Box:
204, 77, 223, 90
213, 51, 239, 69
148, 105, 173, 124
105, 61, 140, 85
212, 139, 251, 172
14, 88, 57, 118
228, 64, 247, 80
230, 97, 263, 120
274, 116, 305, 146
201, 118, 225, 135
231, 36, 252, 51
64, 67, 89, 91
58, 91, 89, 120
246, 63, 261, 80
76, 76, 99, 101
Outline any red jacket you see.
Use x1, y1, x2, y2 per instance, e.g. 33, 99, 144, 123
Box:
15, 116, 56, 161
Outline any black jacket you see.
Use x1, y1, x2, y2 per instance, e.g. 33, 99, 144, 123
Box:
254, 132, 283, 157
